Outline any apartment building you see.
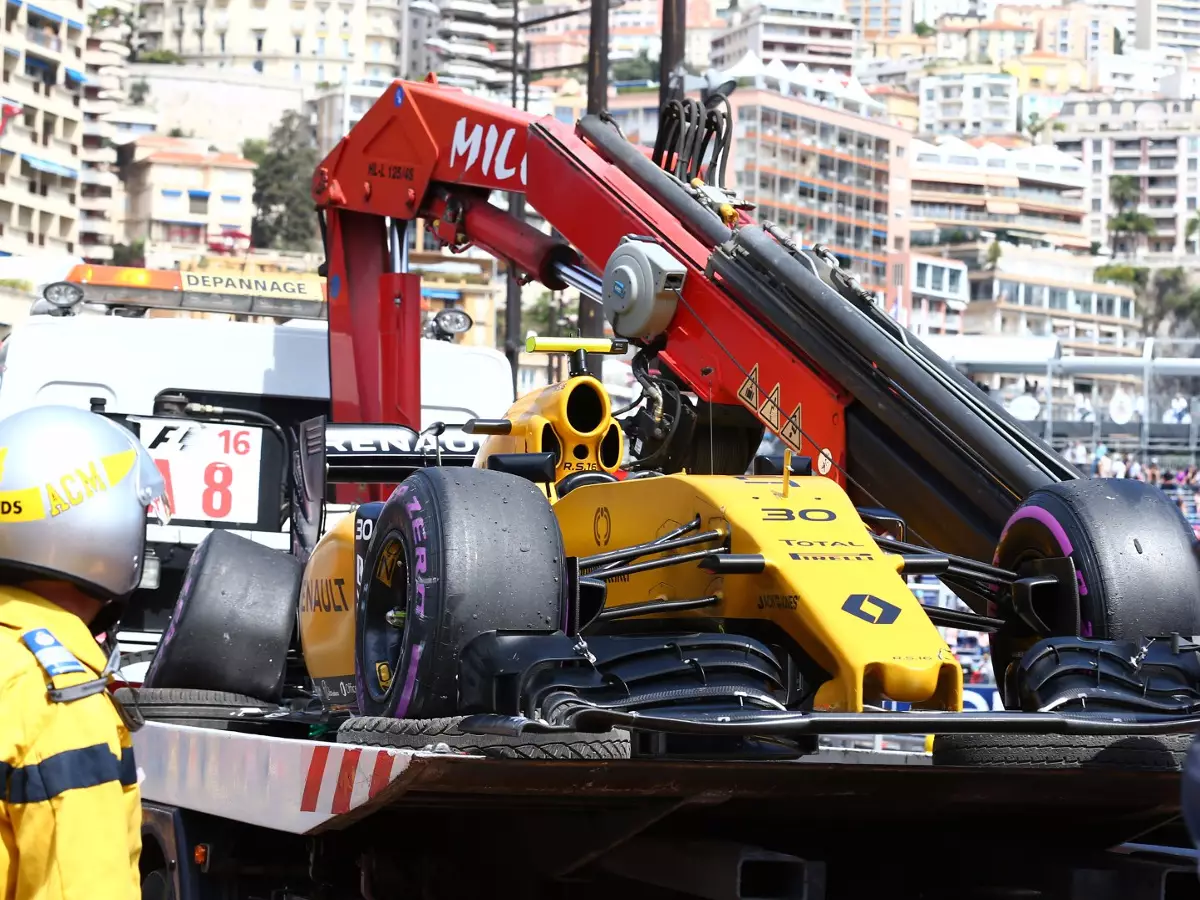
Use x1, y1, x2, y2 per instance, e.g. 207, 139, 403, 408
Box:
994, 2, 1118, 59
1088, 49, 1181, 94
1135, 0, 1200, 55
1003, 51, 1090, 93
312, 79, 399, 156
136, 0, 437, 87
843, 0, 912, 39
907, 253, 969, 334
427, 0, 514, 91
934, 16, 1035, 62
909, 135, 1090, 252
78, 16, 134, 263
0, 0, 88, 258
918, 69, 1019, 136
1053, 96, 1200, 255
710, 0, 857, 77
119, 134, 255, 265
731, 90, 911, 300
584, 73, 909, 305
866, 83, 919, 131
965, 247, 1139, 414
864, 33, 935, 57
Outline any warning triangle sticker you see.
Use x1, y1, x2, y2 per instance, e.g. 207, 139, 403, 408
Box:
759, 384, 781, 431
780, 403, 802, 452
737, 364, 760, 409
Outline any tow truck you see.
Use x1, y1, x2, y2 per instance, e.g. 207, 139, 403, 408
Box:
115, 79, 1200, 900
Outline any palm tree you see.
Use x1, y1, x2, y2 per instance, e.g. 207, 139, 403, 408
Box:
1108, 175, 1155, 257
1186, 212, 1200, 255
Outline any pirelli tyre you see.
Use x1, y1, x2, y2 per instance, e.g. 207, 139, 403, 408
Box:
932, 733, 1192, 772
113, 687, 277, 729
142, 529, 302, 704
337, 716, 632, 760
990, 477, 1200, 689
354, 467, 566, 720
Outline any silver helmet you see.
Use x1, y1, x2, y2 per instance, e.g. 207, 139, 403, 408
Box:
0, 405, 171, 599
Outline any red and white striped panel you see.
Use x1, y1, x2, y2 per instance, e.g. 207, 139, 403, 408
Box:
300, 744, 410, 815
135, 721, 421, 834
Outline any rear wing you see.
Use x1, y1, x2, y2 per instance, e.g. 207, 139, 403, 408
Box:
49, 264, 328, 319
290, 417, 477, 562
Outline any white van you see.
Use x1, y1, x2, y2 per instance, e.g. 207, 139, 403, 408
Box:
0, 272, 514, 670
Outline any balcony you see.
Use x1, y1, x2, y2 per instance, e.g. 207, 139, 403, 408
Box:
80, 168, 118, 187
82, 118, 116, 139
78, 192, 112, 209
25, 27, 64, 55
78, 214, 114, 235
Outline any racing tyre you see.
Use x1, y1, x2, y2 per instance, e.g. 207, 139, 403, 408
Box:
113, 687, 277, 729
932, 732, 1191, 772
337, 716, 632, 760
991, 477, 1200, 688
143, 529, 303, 704
355, 467, 565, 719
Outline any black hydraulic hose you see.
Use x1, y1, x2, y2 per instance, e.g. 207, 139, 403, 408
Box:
578, 114, 731, 247
727, 227, 1071, 498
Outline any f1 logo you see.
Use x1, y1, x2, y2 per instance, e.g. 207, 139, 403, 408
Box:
842, 593, 901, 625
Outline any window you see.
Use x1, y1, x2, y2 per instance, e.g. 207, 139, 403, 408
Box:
947, 269, 961, 293
893, 235, 904, 250
998, 280, 1020, 303
219, 33, 225, 52
1191, 158, 1199, 172
917, 261, 929, 286
1120, 298, 1132, 318
254, 32, 264, 52
1092, 159, 1102, 173
317, 63, 325, 80
1092, 198, 1102, 211
153, 221, 204, 244
253, 59, 263, 72
295, 36, 301, 53
1190, 197, 1197, 211
973, 86, 981, 98
1092, 139, 1102, 152
318, 37, 325, 54
1048, 288, 1068, 310
188, 194, 208, 215
342, 38, 349, 56
931, 266, 945, 291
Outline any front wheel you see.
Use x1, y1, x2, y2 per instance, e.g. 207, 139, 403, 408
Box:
990, 477, 1200, 694
355, 467, 567, 719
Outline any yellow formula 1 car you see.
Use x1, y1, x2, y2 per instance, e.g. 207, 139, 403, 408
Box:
135, 334, 1200, 764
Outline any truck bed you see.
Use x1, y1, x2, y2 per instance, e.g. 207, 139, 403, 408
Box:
133, 721, 1185, 850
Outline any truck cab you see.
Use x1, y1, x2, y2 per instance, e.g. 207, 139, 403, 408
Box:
0, 265, 514, 675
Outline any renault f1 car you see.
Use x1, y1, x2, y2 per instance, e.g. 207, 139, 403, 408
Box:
128, 77, 1200, 767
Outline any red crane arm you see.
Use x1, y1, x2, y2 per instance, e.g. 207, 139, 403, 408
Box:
313, 77, 849, 483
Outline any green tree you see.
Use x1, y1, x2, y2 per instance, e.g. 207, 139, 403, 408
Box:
1095, 264, 1200, 337
111, 239, 146, 267
985, 239, 1002, 269
612, 49, 657, 82
1186, 211, 1200, 254
140, 49, 183, 64
913, 20, 935, 36
249, 111, 320, 252
129, 79, 149, 106
240, 138, 269, 166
